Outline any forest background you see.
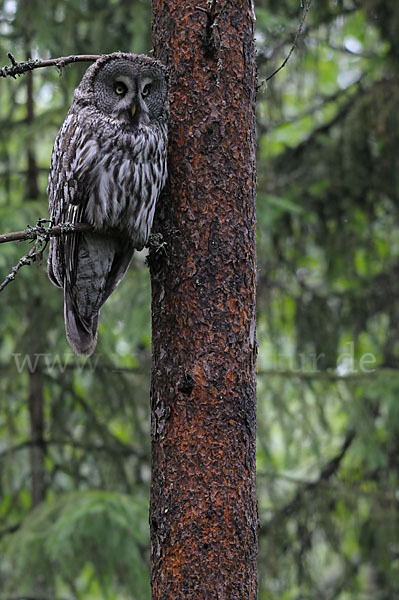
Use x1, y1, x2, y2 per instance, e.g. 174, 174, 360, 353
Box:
0, 0, 398, 598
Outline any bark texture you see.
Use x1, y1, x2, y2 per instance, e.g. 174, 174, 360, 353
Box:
150, 2, 257, 598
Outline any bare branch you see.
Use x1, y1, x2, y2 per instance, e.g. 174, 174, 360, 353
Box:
0, 221, 93, 244
0, 241, 46, 293
0, 220, 133, 293
0, 221, 94, 293
0, 220, 131, 292
265, 0, 312, 82
0, 52, 100, 78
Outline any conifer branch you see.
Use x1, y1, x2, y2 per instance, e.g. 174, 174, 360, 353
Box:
260, 430, 355, 532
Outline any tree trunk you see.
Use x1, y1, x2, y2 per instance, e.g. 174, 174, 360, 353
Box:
25, 30, 49, 596
28, 361, 46, 508
25, 39, 46, 509
150, 2, 257, 598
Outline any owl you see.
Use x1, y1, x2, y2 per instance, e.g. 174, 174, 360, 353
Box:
47, 52, 168, 356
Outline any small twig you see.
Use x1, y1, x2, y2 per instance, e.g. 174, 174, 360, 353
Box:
265, 0, 312, 82
0, 53, 100, 78
0, 241, 45, 293
7, 52, 17, 66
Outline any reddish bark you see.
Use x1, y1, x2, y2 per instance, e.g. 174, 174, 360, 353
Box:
150, 2, 257, 598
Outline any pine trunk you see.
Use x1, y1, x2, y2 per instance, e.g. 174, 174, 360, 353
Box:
150, 2, 257, 598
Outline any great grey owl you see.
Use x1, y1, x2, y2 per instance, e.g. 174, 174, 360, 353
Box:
47, 52, 168, 356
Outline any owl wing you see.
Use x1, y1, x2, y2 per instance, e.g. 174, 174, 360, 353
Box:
47, 111, 135, 355
47, 111, 98, 288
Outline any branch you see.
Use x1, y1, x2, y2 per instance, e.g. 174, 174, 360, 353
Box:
0, 240, 45, 293
260, 430, 355, 534
256, 368, 395, 381
4, 597, 73, 600
0, 438, 144, 461
0, 522, 21, 540
287, 430, 355, 504
265, 0, 312, 82
0, 221, 126, 293
0, 221, 93, 244
0, 52, 100, 78
0, 221, 93, 293
257, 75, 365, 134
0, 220, 164, 292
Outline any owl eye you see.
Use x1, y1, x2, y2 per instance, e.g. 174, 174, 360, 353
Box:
114, 82, 127, 96
142, 83, 152, 97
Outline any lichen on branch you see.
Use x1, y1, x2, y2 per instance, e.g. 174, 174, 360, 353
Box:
0, 52, 100, 78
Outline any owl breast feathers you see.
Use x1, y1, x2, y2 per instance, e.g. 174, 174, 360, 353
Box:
47, 52, 168, 356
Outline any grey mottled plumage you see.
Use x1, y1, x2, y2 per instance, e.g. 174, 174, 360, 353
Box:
47, 52, 168, 356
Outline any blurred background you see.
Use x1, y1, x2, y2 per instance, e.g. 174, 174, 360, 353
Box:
0, 0, 398, 598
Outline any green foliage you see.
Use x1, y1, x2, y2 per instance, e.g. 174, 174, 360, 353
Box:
4, 491, 149, 598
0, 0, 398, 598
255, 0, 398, 597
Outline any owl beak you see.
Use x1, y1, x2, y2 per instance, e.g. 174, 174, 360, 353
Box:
131, 104, 136, 117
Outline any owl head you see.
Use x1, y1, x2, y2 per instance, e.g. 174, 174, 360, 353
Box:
74, 52, 168, 127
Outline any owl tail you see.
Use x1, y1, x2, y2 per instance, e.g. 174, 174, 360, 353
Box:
64, 290, 99, 357
60, 234, 134, 357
